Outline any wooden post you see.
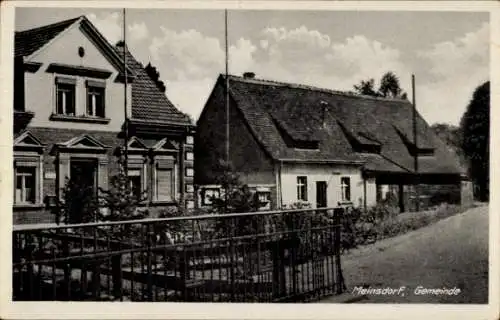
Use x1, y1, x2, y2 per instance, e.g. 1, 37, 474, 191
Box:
111, 254, 122, 299
333, 207, 344, 294
398, 184, 405, 213
271, 239, 286, 299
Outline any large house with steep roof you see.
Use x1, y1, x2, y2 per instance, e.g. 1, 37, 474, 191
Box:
195, 73, 471, 211
13, 16, 195, 224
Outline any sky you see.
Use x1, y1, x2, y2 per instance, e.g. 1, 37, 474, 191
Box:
15, 7, 489, 125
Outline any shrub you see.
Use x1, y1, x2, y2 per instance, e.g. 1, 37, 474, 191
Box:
340, 203, 464, 252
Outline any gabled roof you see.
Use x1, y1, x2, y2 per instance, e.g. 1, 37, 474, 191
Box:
208, 74, 463, 175
15, 16, 136, 78
114, 45, 192, 125
15, 16, 191, 127
15, 17, 80, 57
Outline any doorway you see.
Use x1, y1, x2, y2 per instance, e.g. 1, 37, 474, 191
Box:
316, 181, 327, 208
68, 158, 98, 223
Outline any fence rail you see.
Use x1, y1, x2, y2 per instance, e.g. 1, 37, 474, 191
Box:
13, 207, 345, 302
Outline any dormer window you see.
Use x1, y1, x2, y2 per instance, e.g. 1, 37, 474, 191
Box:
86, 80, 106, 118
393, 125, 435, 157
56, 77, 76, 116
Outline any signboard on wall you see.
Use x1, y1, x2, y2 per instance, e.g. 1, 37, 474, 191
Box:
44, 171, 56, 179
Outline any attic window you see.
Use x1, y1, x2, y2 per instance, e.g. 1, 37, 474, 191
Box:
393, 126, 435, 156
271, 116, 319, 150
293, 140, 319, 150
337, 121, 381, 154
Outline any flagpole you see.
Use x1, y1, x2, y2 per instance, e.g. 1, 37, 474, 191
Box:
412, 74, 419, 211
123, 8, 128, 177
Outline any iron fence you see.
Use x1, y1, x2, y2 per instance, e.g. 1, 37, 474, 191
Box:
13, 207, 345, 302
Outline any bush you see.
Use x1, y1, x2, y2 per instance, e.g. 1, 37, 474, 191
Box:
340, 203, 464, 252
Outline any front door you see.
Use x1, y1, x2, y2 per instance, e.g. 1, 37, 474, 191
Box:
68, 158, 98, 222
316, 181, 327, 208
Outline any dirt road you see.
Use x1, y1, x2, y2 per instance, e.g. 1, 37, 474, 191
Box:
321, 205, 489, 303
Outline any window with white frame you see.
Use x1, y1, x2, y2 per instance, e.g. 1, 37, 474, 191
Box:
15, 166, 36, 204
297, 176, 308, 201
185, 151, 194, 161
86, 81, 106, 118
202, 188, 220, 206
56, 77, 76, 116
186, 135, 194, 145
341, 177, 351, 202
186, 168, 194, 177
128, 169, 142, 200
257, 191, 271, 210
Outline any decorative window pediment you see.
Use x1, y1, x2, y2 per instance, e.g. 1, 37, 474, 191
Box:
51, 134, 109, 154
14, 131, 44, 153
152, 138, 179, 153
114, 136, 149, 156
128, 136, 148, 150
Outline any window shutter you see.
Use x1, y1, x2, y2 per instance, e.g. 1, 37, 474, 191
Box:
156, 169, 173, 201
157, 158, 175, 169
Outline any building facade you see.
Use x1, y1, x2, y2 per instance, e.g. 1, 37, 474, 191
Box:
13, 16, 195, 224
195, 73, 468, 211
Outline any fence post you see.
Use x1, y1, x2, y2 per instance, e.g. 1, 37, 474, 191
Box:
229, 217, 236, 301
333, 207, 345, 294
111, 253, 122, 300
25, 234, 35, 300
271, 238, 286, 300
146, 224, 154, 301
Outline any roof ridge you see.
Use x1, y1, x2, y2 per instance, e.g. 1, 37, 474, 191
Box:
15, 16, 82, 34
225, 74, 410, 103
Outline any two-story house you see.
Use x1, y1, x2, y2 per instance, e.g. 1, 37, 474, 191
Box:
195, 73, 470, 211
13, 16, 195, 224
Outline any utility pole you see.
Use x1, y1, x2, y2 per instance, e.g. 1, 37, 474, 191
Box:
123, 8, 129, 177
412, 74, 419, 212
225, 9, 229, 164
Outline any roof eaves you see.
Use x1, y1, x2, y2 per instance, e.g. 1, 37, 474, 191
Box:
278, 158, 365, 165
79, 16, 136, 77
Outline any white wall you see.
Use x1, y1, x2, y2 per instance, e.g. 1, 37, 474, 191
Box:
24, 22, 132, 132
280, 162, 376, 208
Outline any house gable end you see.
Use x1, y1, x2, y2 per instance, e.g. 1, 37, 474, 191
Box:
23, 16, 135, 79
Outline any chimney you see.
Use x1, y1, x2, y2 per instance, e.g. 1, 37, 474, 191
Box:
243, 72, 255, 79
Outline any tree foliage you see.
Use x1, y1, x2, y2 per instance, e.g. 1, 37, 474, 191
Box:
353, 71, 408, 99
57, 148, 148, 235
430, 123, 467, 169
353, 78, 378, 96
460, 81, 490, 201
145, 62, 167, 93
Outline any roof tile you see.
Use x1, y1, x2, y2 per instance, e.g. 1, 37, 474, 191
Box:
223, 75, 463, 174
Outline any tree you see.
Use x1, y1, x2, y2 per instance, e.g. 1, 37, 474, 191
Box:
352, 71, 408, 99
353, 78, 378, 97
145, 62, 167, 93
378, 72, 407, 99
460, 81, 490, 201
